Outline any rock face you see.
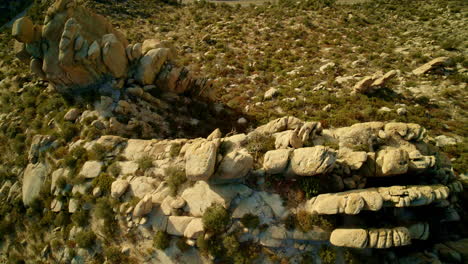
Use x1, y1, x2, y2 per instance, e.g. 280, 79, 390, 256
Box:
22, 163, 48, 206
288, 146, 337, 176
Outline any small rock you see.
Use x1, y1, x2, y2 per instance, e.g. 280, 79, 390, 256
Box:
322, 104, 332, 112
264, 88, 279, 100
396, 108, 407, 116
64, 108, 81, 121
237, 117, 248, 125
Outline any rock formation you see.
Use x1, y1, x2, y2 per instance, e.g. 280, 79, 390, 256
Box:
11, 0, 209, 96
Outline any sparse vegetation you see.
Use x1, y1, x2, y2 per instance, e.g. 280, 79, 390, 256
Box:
240, 213, 260, 229
165, 166, 187, 196
202, 204, 230, 233
153, 231, 170, 250
75, 230, 96, 248
137, 155, 153, 170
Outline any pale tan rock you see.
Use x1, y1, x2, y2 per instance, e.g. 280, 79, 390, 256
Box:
101, 34, 128, 78
64, 108, 81, 121
183, 218, 204, 238
375, 148, 409, 176
111, 179, 129, 199
330, 229, 368, 248
371, 70, 397, 87
412, 57, 449, 75
263, 149, 292, 174
79, 161, 103, 178
184, 139, 217, 181
214, 148, 253, 180
135, 48, 170, 85
207, 128, 222, 140
274, 130, 303, 149
167, 216, 194, 236
289, 146, 336, 176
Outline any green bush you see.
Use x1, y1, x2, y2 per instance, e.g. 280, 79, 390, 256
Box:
202, 204, 230, 233
153, 231, 170, 250
104, 246, 128, 264
246, 132, 275, 154
107, 162, 121, 177
61, 123, 80, 142
94, 197, 114, 222
298, 177, 320, 199
137, 155, 153, 170
165, 166, 187, 196
176, 238, 190, 252
92, 173, 115, 195
319, 245, 336, 264
56, 175, 67, 190
75, 230, 96, 248
88, 144, 108, 161
240, 213, 260, 229
71, 210, 89, 227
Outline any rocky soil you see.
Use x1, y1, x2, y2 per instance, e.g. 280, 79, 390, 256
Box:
0, 0, 466, 263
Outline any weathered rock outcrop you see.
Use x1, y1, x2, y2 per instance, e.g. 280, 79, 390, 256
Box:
305, 184, 454, 215
11, 0, 209, 96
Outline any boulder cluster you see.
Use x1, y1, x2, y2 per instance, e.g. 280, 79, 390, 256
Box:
11, 0, 209, 96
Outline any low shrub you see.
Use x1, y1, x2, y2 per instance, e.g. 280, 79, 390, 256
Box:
75, 230, 96, 248
137, 155, 153, 170
165, 166, 187, 196
240, 213, 260, 229
104, 246, 128, 264
153, 231, 170, 250
71, 210, 89, 227
88, 144, 109, 161
246, 132, 275, 154
92, 173, 115, 195
202, 204, 230, 233
107, 162, 121, 177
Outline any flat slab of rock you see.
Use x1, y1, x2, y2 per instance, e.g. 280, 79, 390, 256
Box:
111, 179, 129, 199
79, 161, 103, 178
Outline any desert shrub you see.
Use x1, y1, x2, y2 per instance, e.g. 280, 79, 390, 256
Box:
223, 235, 240, 256
169, 143, 182, 158
165, 166, 187, 196
202, 204, 230, 233
88, 144, 108, 161
104, 246, 128, 264
319, 245, 336, 264
246, 132, 275, 154
442, 141, 468, 174
298, 177, 320, 199
94, 197, 114, 221
56, 175, 67, 190
64, 146, 88, 169
92, 173, 115, 195
240, 213, 260, 229
0, 219, 14, 239
137, 155, 153, 170
296, 210, 314, 232
107, 162, 121, 177
75, 230, 96, 248
54, 211, 70, 226
61, 123, 79, 142
153, 231, 170, 250
71, 210, 89, 227
196, 236, 224, 258
176, 238, 190, 252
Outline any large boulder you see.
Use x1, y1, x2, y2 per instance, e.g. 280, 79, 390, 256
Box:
184, 139, 217, 181
263, 149, 292, 174
166, 216, 194, 236
288, 146, 337, 176
181, 181, 252, 217
135, 48, 171, 85
412, 57, 449, 75
128, 176, 159, 198
79, 161, 103, 178
213, 148, 253, 180
375, 148, 409, 176
22, 163, 48, 206
133, 194, 153, 217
